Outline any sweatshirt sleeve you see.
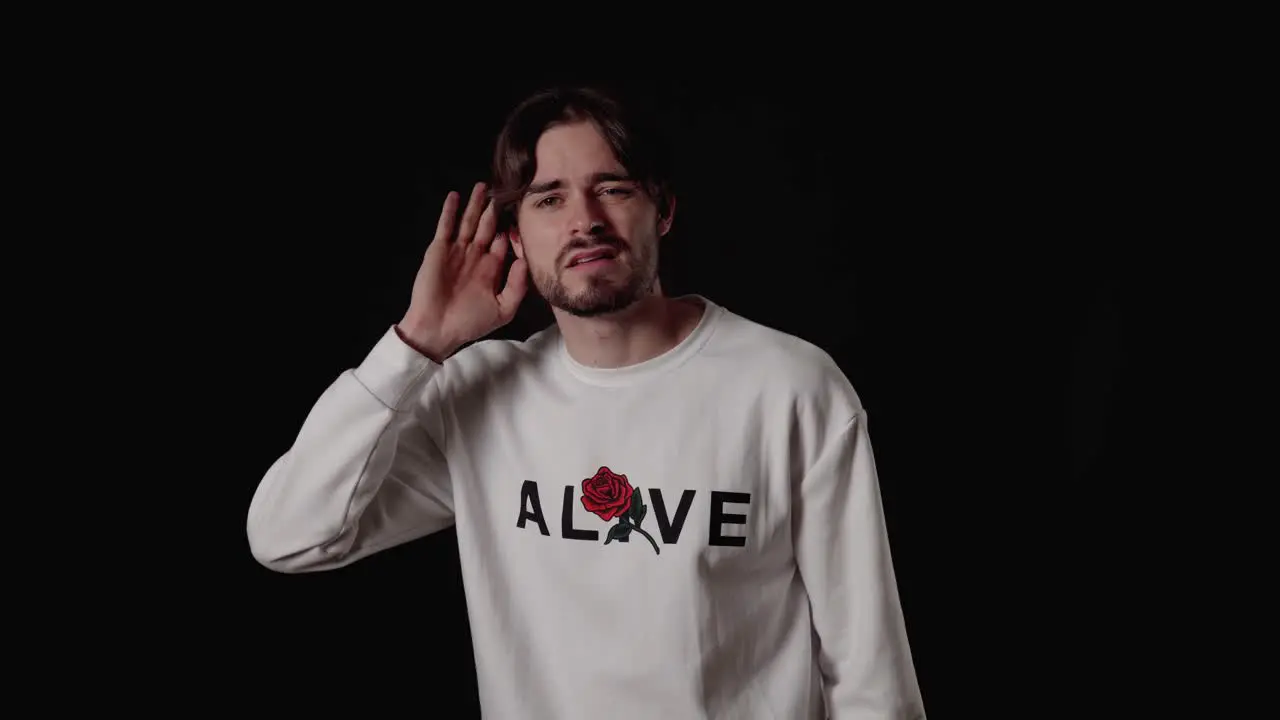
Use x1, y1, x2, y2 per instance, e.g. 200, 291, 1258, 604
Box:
793, 410, 927, 719
246, 326, 456, 573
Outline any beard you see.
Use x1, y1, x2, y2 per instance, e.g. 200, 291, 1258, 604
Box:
531, 236, 658, 318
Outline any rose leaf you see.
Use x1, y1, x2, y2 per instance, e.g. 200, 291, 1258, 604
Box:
631, 489, 647, 526
604, 522, 633, 545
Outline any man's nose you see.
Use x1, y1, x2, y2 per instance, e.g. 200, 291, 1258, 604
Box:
567, 195, 607, 238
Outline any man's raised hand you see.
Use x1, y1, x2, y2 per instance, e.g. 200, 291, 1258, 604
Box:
398, 182, 528, 361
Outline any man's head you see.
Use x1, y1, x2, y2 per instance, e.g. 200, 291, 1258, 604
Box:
490, 87, 675, 318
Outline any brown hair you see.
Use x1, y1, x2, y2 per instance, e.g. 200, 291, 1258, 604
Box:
489, 86, 675, 233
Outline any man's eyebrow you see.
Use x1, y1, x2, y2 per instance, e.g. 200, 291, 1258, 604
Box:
526, 179, 562, 195
524, 172, 636, 197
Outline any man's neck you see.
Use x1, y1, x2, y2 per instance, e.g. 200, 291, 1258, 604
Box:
553, 292, 705, 370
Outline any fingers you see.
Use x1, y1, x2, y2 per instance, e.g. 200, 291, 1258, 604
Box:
489, 229, 510, 257
473, 197, 497, 248
496, 257, 529, 319
456, 182, 488, 244
432, 191, 460, 248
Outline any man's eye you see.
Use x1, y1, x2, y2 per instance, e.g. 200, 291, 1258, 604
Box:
602, 187, 634, 196
536, 196, 562, 208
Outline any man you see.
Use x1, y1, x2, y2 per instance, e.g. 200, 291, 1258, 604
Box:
247, 86, 926, 719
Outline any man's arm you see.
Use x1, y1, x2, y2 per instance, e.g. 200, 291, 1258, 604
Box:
247, 183, 528, 573
793, 410, 927, 719
246, 326, 455, 573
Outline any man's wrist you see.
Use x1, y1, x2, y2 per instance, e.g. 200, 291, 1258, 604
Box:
393, 324, 452, 363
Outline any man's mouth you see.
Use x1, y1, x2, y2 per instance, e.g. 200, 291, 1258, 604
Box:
567, 247, 619, 267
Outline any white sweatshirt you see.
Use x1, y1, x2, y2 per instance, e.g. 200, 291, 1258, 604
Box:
247, 295, 926, 719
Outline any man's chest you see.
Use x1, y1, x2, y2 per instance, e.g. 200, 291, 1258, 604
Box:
449, 388, 796, 564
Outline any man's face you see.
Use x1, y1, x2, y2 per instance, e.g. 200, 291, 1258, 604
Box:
512, 120, 671, 318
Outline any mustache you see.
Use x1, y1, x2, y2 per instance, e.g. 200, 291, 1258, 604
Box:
559, 236, 626, 265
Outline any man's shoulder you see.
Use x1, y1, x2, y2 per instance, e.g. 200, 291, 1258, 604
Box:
701, 301, 870, 430
711, 306, 847, 377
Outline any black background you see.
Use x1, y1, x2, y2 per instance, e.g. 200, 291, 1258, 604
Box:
170, 51, 1137, 717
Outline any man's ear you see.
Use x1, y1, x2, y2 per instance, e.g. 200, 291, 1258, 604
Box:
658, 196, 677, 237
508, 225, 524, 260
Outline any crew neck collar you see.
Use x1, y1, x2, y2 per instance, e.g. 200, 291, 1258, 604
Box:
557, 295, 722, 388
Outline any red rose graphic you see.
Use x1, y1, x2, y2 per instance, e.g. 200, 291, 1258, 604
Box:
580, 466, 660, 555
580, 466, 635, 521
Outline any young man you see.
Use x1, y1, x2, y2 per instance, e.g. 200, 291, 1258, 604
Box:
247, 87, 926, 719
